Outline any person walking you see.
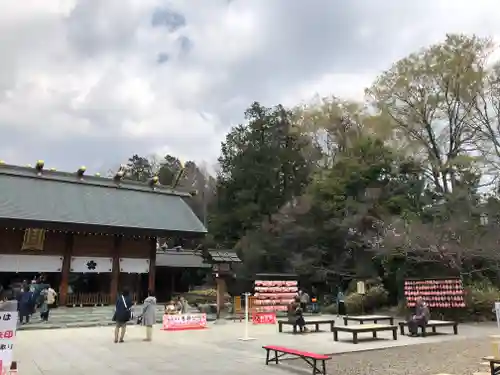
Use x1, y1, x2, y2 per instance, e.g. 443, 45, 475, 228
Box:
39, 288, 49, 322
112, 289, 133, 343
138, 290, 157, 342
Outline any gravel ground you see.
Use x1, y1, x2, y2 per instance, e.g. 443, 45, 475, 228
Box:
293, 338, 492, 375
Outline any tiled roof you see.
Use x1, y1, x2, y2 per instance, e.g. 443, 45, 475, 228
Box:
156, 250, 209, 268
208, 250, 241, 262
0, 164, 206, 235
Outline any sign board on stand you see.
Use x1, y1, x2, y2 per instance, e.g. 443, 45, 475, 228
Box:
356, 281, 366, 295
252, 312, 276, 325
161, 313, 207, 331
0, 311, 18, 375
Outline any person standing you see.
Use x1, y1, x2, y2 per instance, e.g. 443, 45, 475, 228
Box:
310, 287, 318, 314
337, 289, 345, 317
46, 285, 57, 308
39, 288, 49, 322
112, 289, 133, 343
139, 290, 157, 342
300, 290, 309, 313
18, 287, 33, 324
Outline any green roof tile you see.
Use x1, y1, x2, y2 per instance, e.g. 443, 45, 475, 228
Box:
0, 165, 206, 235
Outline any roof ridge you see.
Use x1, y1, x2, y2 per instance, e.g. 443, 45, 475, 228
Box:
0, 163, 190, 197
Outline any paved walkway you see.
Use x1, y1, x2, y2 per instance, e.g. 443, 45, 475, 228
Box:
10, 316, 496, 375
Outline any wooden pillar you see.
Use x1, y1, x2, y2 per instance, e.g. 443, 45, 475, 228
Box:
216, 276, 227, 319
59, 233, 74, 306
148, 238, 156, 294
110, 235, 122, 300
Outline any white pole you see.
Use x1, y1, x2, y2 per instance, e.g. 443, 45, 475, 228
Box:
238, 293, 255, 341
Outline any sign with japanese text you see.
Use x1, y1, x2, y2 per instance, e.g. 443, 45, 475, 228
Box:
161, 313, 207, 331
252, 312, 277, 325
0, 311, 17, 372
22, 228, 45, 251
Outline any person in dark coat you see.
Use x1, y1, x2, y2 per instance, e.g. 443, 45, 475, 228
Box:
113, 289, 133, 343
288, 297, 307, 333
337, 289, 346, 316
18, 287, 33, 324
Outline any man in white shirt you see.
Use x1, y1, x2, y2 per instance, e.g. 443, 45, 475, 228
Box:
46, 286, 57, 307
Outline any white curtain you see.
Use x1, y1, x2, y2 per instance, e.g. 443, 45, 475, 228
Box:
0, 254, 63, 272
70, 256, 112, 273
119, 258, 150, 273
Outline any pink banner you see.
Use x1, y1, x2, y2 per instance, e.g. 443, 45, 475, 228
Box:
252, 312, 277, 325
161, 313, 207, 331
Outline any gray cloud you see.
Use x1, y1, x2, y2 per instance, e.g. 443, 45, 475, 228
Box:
0, 0, 499, 174
151, 7, 186, 32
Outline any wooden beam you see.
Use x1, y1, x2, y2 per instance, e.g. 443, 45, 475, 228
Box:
59, 233, 73, 305
110, 236, 122, 300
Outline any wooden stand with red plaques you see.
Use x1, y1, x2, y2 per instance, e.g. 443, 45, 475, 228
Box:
404, 278, 465, 308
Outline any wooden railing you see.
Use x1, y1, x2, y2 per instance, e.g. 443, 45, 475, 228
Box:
66, 292, 139, 307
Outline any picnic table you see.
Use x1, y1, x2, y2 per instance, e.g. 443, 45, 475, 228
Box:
277, 319, 335, 334
398, 319, 458, 337
332, 323, 398, 344
263, 345, 331, 375
343, 314, 394, 326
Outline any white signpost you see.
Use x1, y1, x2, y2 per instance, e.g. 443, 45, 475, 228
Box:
238, 293, 255, 341
0, 310, 18, 374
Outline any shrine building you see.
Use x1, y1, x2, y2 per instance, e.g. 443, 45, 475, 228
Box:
0, 161, 206, 306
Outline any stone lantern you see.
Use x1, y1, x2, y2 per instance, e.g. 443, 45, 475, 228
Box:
207, 250, 241, 318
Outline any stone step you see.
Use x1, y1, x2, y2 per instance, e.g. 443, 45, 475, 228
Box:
17, 311, 218, 330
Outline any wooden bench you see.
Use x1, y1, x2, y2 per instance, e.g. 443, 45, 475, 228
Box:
278, 319, 335, 334
482, 356, 500, 375
343, 315, 394, 326
332, 323, 398, 344
263, 345, 331, 375
398, 320, 458, 337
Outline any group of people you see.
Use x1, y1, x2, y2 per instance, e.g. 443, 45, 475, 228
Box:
164, 296, 189, 315
295, 288, 346, 316
0, 277, 58, 324
112, 289, 157, 343
289, 288, 429, 337
19, 278, 57, 324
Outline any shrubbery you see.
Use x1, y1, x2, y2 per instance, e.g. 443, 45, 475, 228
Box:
323, 285, 389, 314
460, 284, 500, 321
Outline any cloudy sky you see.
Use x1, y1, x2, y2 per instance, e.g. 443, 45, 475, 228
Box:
0, 0, 499, 174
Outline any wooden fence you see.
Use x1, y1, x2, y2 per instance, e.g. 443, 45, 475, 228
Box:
66, 292, 139, 307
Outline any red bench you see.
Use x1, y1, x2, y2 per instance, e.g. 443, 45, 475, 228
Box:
263, 345, 331, 375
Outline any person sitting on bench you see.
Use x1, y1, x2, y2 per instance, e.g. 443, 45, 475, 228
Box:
288, 297, 308, 332
407, 296, 430, 337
